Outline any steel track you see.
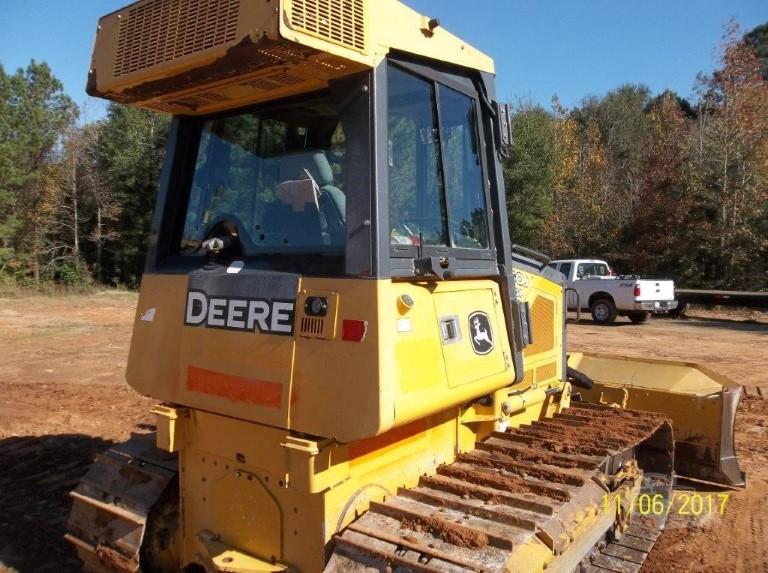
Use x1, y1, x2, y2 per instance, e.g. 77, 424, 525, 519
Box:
326, 402, 674, 573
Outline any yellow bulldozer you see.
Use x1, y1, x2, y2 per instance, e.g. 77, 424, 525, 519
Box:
66, 1, 744, 571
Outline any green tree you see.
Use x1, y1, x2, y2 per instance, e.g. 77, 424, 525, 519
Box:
503, 102, 556, 247
94, 103, 170, 286
576, 84, 651, 231
692, 22, 768, 288
745, 22, 768, 80
623, 91, 693, 278
0, 60, 77, 282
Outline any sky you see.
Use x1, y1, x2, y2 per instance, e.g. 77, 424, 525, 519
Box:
0, 0, 765, 120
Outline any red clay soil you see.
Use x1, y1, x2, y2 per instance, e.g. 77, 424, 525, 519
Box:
401, 516, 489, 549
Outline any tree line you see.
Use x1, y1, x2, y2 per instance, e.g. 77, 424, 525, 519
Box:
0, 64, 168, 287
506, 22, 768, 289
0, 22, 766, 289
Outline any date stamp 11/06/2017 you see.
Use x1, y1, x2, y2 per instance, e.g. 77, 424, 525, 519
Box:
603, 492, 731, 517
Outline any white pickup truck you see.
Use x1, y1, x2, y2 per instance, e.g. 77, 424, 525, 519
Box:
549, 259, 678, 324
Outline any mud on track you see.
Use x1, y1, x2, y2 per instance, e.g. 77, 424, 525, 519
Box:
0, 293, 765, 572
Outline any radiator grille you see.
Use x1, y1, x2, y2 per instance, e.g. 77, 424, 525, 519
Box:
290, 0, 366, 52
114, 0, 240, 77
523, 296, 555, 357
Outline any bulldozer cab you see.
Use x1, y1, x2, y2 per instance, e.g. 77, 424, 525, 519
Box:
149, 61, 507, 281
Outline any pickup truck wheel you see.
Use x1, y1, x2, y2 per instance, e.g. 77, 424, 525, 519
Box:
628, 311, 650, 324
590, 298, 617, 325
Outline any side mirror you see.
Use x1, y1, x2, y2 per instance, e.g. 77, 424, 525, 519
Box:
492, 101, 513, 155
497, 102, 512, 147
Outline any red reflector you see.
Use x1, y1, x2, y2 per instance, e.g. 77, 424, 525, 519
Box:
342, 319, 368, 342
634, 285, 641, 297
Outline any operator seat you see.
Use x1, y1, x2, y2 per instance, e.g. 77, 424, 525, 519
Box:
268, 151, 345, 247
306, 152, 346, 225
280, 152, 345, 221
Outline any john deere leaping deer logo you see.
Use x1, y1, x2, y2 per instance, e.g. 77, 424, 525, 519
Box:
468, 311, 494, 355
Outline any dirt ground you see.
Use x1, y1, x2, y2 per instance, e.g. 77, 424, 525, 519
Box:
0, 292, 766, 572
568, 313, 768, 572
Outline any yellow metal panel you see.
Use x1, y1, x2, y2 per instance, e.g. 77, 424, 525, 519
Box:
128, 274, 296, 430
535, 362, 557, 384
175, 406, 472, 571
371, 0, 494, 73
130, 274, 545, 443
511, 268, 565, 393
88, 0, 495, 114
433, 288, 507, 388
127, 274, 187, 399
391, 283, 449, 393
572, 353, 725, 396
172, 387, 570, 571
279, 0, 495, 73
390, 279, 516, 427
152, 404, 188, 452
290, 277, 392, 441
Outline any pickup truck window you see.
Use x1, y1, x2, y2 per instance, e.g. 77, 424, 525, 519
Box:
577, 262, 609, 278
559, 262, 572, 279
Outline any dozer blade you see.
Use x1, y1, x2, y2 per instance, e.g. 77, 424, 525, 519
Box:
568, 352, 745, 487
327, 403, 674, 573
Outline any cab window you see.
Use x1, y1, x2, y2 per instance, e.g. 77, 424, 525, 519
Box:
388, 65, 448, 247
388, 63, 489, 251
178, 96, 347, 257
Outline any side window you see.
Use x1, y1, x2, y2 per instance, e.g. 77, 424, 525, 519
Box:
388, 65, 448, 247
388, 63, 490, 252
560, 262, 572, 279
438, 85, 488, 248
577, 263, 588, 278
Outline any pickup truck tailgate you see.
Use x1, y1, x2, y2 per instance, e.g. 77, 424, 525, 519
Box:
636, 280, 674, 301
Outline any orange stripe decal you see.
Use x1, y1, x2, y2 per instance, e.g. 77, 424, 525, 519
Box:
187, 366, 283, 409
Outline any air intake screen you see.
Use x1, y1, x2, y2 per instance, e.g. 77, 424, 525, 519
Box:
114, 0, 240, 77
290, 0, 366, 53
523, 296, 555, 357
